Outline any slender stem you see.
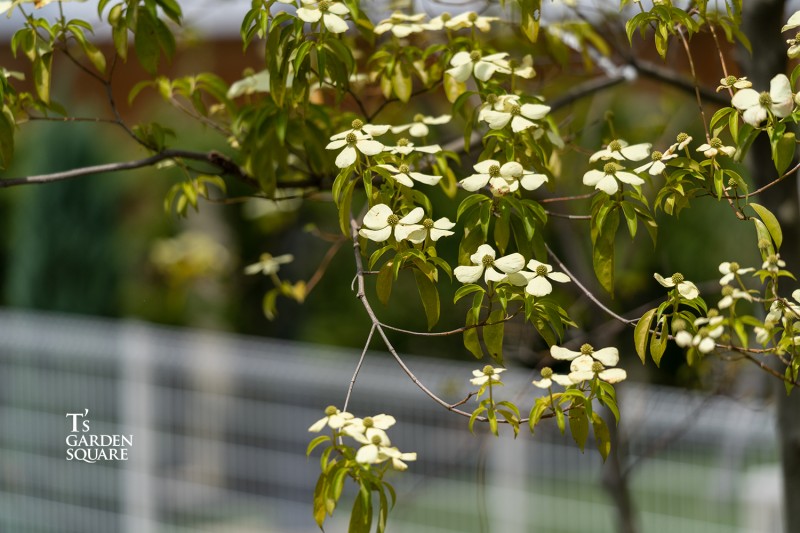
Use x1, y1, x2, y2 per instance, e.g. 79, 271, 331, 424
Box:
342, 324, 375, 413
676, 27, 710, 140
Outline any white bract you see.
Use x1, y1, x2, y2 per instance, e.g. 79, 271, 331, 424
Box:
696, 137, 735, 158
460, 160, 546, 192
391, 114, 451, 138
359, 204, 424, 242
446, 50, 511, 82
353, 428, 392, 463
244, 253, 294, 276
551, 343, 619, 366
377, 163, 441, 187
589, 139, 651, 162
654, 272, 699, 299
635, 149, 677, 175
454, 244, 525, 284
531, 367, 573, 389
762, 253, 787, 273
718, 261, 754, 285
381, 447, 417, 471
374, 12, 427, 37
480, 95, 550, 132
327, 122, 386, 168
518, 259, 570, 297
296, 0, 351, 33
783, 10, 800, 32
470, 365, 505, 386
383, 139, 442, 155
718, 285, 752, 309
444, 11, 498, 32
308, 405, 354, 432
406, 217, 456, 243
731, 74, 794, 126
717, 75, 752, 92
343, 414, 396, 436
674, 315, 724, 354
583, 162, 645, 195
568, 355, 627, 384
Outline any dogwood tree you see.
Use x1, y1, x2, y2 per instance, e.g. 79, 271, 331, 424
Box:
1, 0, 800, 531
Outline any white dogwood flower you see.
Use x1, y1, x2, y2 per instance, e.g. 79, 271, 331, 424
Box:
532, 367, 573, 389
674, 132, 693, 150
696, 137, 735, 158
308, 405, 354, 432
718, 285, 752, 309
445, 11, 498, 32
568, 355, 627, 384
374, 12, 427, 37
383, 138, 441, 155
654, 272, 699, 299
674, 315, 724, 354
244, 253, 294, 276
717, 75, 752, 92
377, 163, 441, 187
583, 162, 645, 195
522, 259, 570, 297
470, 365, 505, 386
407, 217, 456, 243
783, 10, 800, 32
589, 139, 651, 162
381, 447, 417, 470
296, 0, 351, 33
454, 244, 524, 284
359, 204, 424, 242
762, 253, 787, 273
353, 428, 392, 464
391, 114, 451, 137
550, 343, 620, 366
343, 414, 396, 436
718, 261, 754, 285
731, 73, 793, 126
446, 50, 511, 82
635, 149, 677, 175
480, 95, 550, 132
460, 160, 546, 192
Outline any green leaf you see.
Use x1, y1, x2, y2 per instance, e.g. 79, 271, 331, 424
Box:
483, 309, 505, 364
591, 412, 611, 461
134, 8, 175, 74
443, 72, 465, 103
771, 132, 795, 175
569, 407, 589, 451
592, 207, 619, 294
0, 105, 15, 170
454, 283, 484, 304
313, 474, 328, 528
391, 62, 412, 103
348, 484, 373, 533
33, 53, 52, 104
306, 435, 330, 456
376, 261, 393, 306
413, 269, 440, 330
634, 308, 656, 364
749, 202, 783, 250
463, 293, 483, 358
650, 317, 668, 367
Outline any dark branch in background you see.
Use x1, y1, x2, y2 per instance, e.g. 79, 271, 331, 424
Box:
0, 149, 259, 189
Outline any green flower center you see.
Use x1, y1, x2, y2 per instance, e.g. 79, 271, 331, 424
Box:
508, 58, 519, 69
535, 265, 548, 276
440, 12, 452, 22
651, 150, 663, 161
371, 435, 383, 445
758, 91, 772, 107
671, 273, 684, 284
390, 14, 405, 23
470, 50, 482, 62
324, 405, 338, 416
399, 164, 410, 174
397, 138, 409, 147
728, 177, 738, 188
413, 114, 424, 123
580, 343, 593, 355
724, 75, 738, 86
509, 104, 521, 116
721, 285, 734, 296
351, 119, 363, 130
709, 137, 723, 148
776, 300, 786, 310
345, 132, 357, 144
486, 94, 498, 105
540, 367, 553, 378
676, 132, 689, 142
671, 318, 687, 332
603, 162, 616, 174
608, 140, 622, 152
468, 12, 479, 22
488, 164, 501, 177
728, 261, 740, 272
363, 417, 374, 427
318, 0, 331, 11
482, 365, 495, 375
591, 361, 604, 373
766, 254, 778, 264
387, 214, 400, 226
423, 218, 434, 229
481, 255, 495, 268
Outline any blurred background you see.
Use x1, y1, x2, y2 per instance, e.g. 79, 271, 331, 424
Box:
0, 0, 791, 532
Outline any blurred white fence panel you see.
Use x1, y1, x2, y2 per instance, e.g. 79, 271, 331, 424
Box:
0, 309, 782, 532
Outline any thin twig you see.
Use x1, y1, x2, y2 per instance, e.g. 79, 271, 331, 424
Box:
343, 324, 375, 413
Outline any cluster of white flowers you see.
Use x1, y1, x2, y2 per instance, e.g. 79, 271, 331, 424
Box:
278, 0, 352, 33
459, 159, 547, 194
359, 204, 454, 243
479, 94, 550, 132
717, 261, 753, 309
583, 139, 650, 195
244, 253, 294, 276
470, 365, 505, 386
731, 74, 793, 127
674, 313, 724, 354
532, 343, 627, 389
373, 11, 500, 37
453, 245, 570, 296
326, 120, 389, 168
309, 407, 417, 469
